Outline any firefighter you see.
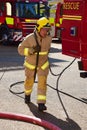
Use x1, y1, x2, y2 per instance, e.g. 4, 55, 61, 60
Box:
18, 17, 52, 111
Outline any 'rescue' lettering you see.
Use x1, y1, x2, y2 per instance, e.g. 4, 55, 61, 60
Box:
63, 2, 80, 10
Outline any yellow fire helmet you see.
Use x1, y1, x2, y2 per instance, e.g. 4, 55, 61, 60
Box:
36, 17, 51, 32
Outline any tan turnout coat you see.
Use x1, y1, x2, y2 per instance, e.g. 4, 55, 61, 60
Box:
18, 31, 52, 78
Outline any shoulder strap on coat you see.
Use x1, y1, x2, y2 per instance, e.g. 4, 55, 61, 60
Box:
33, 31, 40, 80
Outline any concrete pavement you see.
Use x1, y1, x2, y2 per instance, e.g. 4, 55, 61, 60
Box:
0, 43, 87, 130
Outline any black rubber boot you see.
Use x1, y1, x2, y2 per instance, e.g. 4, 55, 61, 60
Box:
25, 95, 31, 104
38, 103, 47, 111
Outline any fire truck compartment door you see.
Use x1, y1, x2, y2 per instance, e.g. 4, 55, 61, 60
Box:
62, 20, 81, 58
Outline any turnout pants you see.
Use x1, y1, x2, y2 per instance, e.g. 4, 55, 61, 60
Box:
24, 67, 48, 104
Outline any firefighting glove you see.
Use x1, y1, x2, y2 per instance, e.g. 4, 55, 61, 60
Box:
29, 45, 41, 55
33, 45, 41, 53
29, 47, 35, 55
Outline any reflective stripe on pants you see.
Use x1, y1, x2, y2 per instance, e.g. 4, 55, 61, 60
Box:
37, 76, 47, 104
24, 61, 49, 70
37, 95, 46, 101
24, 77, 34, 95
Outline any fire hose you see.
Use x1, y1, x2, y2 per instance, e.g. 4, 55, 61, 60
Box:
0, 112, 61, 130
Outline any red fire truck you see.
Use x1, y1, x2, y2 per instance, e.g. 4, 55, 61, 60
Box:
61, 0, 87, 76
0, 0, 49, 45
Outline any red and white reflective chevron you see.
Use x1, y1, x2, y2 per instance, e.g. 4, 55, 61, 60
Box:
13, 34, 23, 42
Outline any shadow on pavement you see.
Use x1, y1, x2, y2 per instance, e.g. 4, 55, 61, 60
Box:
50, 47, 62, 53
28, 103, 81, 130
